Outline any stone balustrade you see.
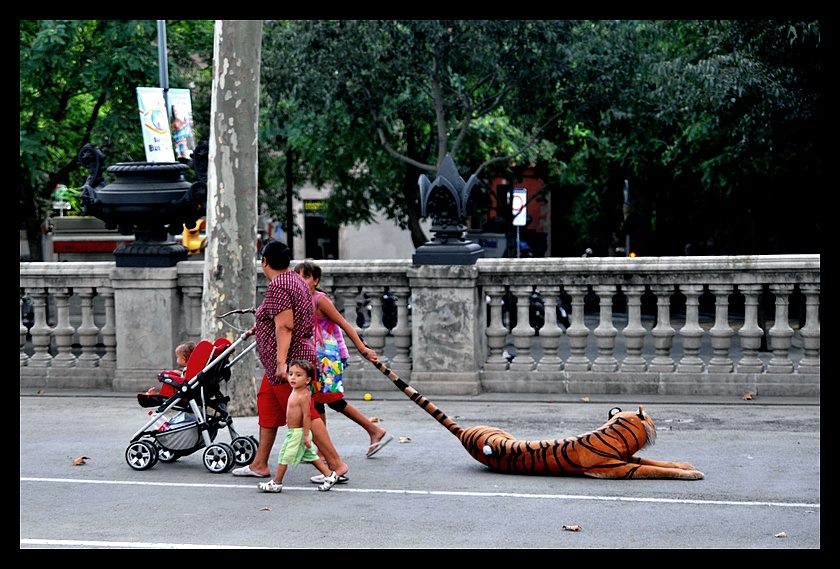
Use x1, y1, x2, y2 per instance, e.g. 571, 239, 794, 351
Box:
20, 254, 819, 397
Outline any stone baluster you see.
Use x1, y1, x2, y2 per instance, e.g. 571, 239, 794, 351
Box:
75, 287, 100, 368
736, 285, 765, 373
509, 285, 536, 371
677, 284, 705, 372
21, 296, 30, 367
389, 286, 412, 378
592, 284, 618, 372
364, 287, 390, 368
183, 286, 203, 343
797, 283, 820, 374
620, 285, 647, 371
707, 284, 735, 373
649, 284, 676, 372
766, 284, 794, 373
336, 286, 363, 369
564, 284, 590, 371
536, 285, 563, 372
98, 287, 116, 366
49, 288, 76, 368
26, 288, 52, 367
484, 285, 509, 371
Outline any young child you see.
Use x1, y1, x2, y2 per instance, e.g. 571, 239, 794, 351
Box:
146, 341, 196, 395
258, 359, 339, 493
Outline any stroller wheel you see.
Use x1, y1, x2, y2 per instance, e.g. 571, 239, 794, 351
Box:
203, 442, 235, 473
231, 435, 259, 466
125, 440, 159, 471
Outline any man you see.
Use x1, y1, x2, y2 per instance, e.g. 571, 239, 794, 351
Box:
231, 240, 349, 480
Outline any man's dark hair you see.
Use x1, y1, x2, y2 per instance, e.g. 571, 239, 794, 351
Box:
261, 239, 292, 270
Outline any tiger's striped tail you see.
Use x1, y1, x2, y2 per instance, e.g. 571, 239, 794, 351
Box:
370, 360, 462, 439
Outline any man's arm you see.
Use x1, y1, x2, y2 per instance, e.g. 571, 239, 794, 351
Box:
274, 309, 294, 382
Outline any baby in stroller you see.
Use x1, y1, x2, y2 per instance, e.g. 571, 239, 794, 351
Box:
127, 332, 259, 473
144, 342, 196, 398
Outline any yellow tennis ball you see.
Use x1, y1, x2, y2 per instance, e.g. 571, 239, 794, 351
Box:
364, 393, 372, 401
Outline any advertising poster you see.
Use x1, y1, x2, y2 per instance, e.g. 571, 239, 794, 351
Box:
136, 87, 176, 163
167, 88, 197, 161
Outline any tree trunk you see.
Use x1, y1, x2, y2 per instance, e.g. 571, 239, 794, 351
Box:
203, 20, 263, 417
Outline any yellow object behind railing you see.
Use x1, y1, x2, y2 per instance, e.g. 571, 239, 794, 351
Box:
183, 219, 206, 255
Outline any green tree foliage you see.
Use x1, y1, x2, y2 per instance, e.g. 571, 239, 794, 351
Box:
551, 20, 821, 256
260, 20, 572, 248
21, 20, 820, 260
20, 20, 214, 260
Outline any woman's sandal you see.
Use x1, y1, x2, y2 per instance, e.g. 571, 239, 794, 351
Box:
258, 480, 283, 493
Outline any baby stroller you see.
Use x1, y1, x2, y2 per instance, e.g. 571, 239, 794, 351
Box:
125, 309, 259, 473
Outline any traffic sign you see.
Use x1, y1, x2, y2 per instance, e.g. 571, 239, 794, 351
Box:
512, 188, 527, 226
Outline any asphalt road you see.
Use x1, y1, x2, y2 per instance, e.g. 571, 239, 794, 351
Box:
20, 389, 819, 549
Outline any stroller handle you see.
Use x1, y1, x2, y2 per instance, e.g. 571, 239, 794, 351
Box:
217, 307, 256, 319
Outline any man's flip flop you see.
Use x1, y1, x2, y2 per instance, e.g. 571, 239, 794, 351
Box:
366, 434, 394, 458
310, 474, 349, 484
232, 465, 268, 478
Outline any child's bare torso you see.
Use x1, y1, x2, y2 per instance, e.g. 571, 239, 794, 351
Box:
286, 388, 309, 429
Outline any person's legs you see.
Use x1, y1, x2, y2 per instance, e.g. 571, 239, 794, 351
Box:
315, 401, 327, 425
338, 402, 388, 447
248, 425, 277, 477
328, 397, 389, 450
310, 417, 348, 478
243, 379, 288, 477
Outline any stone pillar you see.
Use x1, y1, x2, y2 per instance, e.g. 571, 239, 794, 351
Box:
592, 284, 619, 372
736, 284, 765, 373
620, 285, 647, 371
677, 284, 705, 373
797, 283, 820, 374
483, 285, 509, 372
111, 266, 181, 391
649, 284, 676, 372
407, 265, 482, 395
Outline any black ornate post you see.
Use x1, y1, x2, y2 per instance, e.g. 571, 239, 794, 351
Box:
79, 142, 208, 267
413, 154, 484, 265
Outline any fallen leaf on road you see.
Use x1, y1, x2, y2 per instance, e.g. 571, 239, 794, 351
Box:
370, 417, 382, 423
73, 456, 90, 465
580, 397, 590, 403
37, 389, 45, 395
774, 531, 787, 538
562, 525, 582, 532
742, 391, 756, 400
260, 507, 272, 511
399, 437, 411, 443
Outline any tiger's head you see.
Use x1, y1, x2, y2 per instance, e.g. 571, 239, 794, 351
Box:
608, 405, 657, 449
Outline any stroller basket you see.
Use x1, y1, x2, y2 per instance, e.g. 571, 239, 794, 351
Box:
155, 413, 200, 452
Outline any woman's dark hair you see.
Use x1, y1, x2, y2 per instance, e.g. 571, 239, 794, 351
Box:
295, 259, 330, 293
261, 239, 292, 270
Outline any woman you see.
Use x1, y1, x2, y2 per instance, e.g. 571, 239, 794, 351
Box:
295, 260, 393, 466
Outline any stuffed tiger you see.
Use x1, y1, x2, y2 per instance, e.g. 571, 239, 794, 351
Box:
371, 361, 703, 480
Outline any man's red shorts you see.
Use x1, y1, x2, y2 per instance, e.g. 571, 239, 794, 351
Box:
256, 374, 320, 428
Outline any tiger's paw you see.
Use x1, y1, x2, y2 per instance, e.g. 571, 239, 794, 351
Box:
683, 470, 704, 480
674, 461, 696, 470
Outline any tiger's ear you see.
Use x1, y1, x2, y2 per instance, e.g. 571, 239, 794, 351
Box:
637, 405, 646, 419
608, 407, 622, 419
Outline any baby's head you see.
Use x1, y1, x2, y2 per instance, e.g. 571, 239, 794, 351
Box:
176, 342, 196, 366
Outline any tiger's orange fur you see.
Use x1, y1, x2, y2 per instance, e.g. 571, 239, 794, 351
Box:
372, 361, 703, 480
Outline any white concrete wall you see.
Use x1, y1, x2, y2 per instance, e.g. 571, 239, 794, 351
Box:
296, 183, 430, 260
